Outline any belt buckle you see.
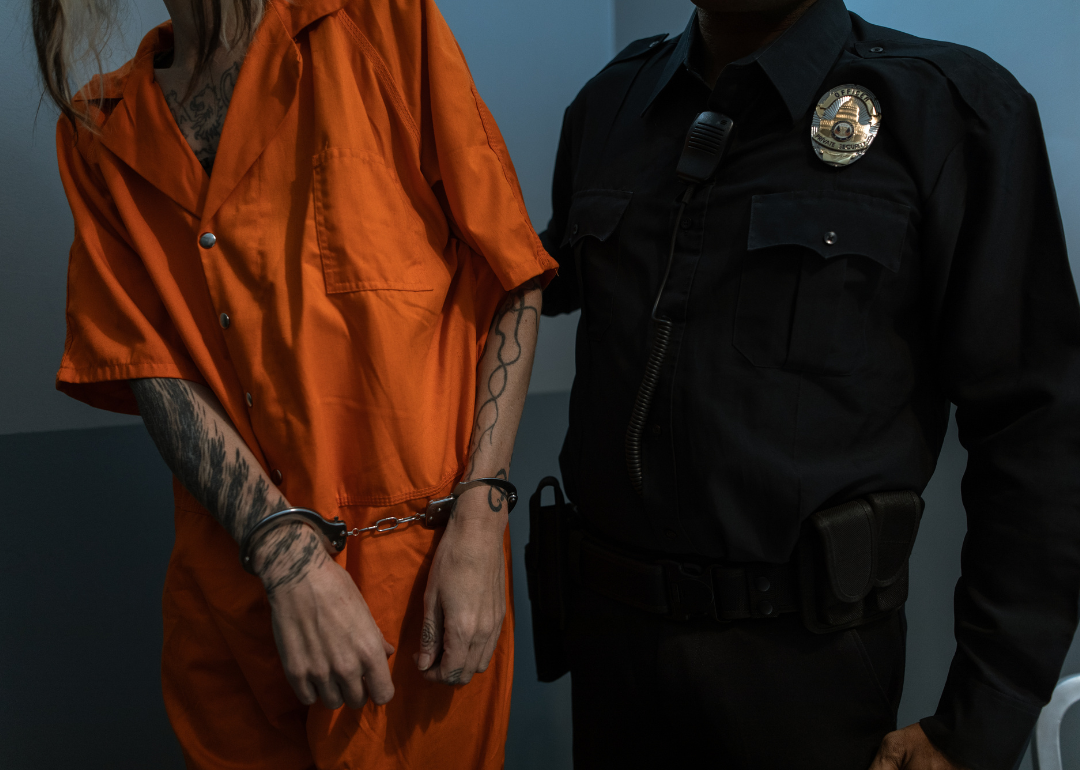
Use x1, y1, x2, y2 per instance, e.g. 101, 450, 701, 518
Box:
660, 561, 717, 622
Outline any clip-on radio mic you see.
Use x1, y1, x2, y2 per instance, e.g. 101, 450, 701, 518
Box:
625, 112, 734, 496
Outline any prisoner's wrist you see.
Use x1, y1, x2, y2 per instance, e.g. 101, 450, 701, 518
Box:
249, 519, 320, 582
446, 487, 511, 541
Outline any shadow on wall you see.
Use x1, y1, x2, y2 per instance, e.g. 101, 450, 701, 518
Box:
4, 393, 1079, 768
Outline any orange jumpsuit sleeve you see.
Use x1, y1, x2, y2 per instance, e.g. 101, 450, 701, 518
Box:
54, 118, 204, 414
348, 0, 557, 292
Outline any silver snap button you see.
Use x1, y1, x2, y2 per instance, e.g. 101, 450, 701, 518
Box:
649, 40, 659, 48
219, 312, 230, 329
246, 392, 253, 407
199, 232, 217, 249
755, 576, 771, 593
870, 46, 884, 53
760, 600, 775, 616
824, 231, 838, 246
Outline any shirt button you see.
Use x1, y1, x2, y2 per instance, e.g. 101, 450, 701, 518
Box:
681, 217, 693, 230
823, 231, 838, 246
870, 46, 884, 53
219, 312, 230, 329
651, 424, 662, 436
759, 600, 775, 616
755, 576, 771, 593
246, 392, 253, 407
199, 232, 217, 249
272, 469, 283, 485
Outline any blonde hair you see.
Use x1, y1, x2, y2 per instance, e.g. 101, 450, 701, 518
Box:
33, 0, 265, 130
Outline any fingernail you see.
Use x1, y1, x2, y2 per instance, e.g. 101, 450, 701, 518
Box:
418, 654, 431, 670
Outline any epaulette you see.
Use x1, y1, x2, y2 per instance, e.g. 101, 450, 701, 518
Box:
600, 33, 670, 73
850, 17, 1027, 115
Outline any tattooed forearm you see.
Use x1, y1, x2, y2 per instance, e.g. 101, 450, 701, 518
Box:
463, 280, 541, 507
130, 378, 313, 594
257, 526, 328, 596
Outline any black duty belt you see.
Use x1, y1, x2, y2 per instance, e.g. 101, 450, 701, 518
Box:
570, 531, 798, 622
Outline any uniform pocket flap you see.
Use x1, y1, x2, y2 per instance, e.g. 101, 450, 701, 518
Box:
561, 190, 634, 247
748, 191, 911, 272
313, 148, 435, 293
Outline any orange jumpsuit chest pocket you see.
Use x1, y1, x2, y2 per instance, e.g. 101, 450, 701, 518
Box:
312, 148, 436, 294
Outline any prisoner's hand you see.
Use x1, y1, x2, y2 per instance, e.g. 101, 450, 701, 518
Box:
416, 487, 507, 685
868, 724, 967, 770
252, 522, 395, 710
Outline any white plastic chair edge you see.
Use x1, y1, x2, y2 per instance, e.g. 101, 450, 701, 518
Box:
1033, 674, 1080, 770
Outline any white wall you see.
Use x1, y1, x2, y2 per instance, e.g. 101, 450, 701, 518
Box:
0, 0, 608, 435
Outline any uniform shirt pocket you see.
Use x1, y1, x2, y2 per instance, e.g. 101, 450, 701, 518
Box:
562, 190, 633, 339
734, 191, 911, 375
313, 148, 435, 294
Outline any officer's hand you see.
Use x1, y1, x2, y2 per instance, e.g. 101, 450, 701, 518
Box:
254, 523, 396, 710
416, 486, 507, 686
868, 724, 967, 770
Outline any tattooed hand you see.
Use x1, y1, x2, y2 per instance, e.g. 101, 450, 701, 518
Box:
131, 378, 395, 710
258, 527, 396, 710
416, 280, 542, 684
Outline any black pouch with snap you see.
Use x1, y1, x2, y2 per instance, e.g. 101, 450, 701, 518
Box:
797, 491, 924, 633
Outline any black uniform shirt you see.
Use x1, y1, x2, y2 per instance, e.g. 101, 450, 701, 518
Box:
540, 1, 1080, 767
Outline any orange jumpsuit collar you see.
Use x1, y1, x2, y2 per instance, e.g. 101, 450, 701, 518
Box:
92, 0, 348, 222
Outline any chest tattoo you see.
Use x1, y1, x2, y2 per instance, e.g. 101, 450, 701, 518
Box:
161, 60, 241, 176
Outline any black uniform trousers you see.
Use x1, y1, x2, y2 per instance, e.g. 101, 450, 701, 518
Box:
565, 581, 906, 769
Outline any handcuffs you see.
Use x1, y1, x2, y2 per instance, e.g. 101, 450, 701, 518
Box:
240, 477, 518, 574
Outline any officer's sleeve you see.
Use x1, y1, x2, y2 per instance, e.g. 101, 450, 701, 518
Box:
54, 118, 204, 414
920, 91, 1080, 770
535, 105, 581, 317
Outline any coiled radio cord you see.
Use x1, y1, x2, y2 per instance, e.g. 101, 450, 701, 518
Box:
625, 186, 695, 496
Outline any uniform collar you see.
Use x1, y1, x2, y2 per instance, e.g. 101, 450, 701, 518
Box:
96, 23, 207, 217
94, 0, 344, 220
644, 0, 852, 123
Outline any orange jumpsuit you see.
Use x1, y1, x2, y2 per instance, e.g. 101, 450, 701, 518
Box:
54, 0, 556, 765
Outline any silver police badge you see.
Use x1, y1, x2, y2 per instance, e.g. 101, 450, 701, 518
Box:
811, 85, 882, 167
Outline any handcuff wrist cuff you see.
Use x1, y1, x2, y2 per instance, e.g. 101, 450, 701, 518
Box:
239, 477, 518, 574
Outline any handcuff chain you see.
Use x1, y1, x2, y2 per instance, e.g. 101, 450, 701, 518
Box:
346, 511, 427, 536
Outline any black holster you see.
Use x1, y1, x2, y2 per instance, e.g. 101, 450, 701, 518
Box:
524, 477, 573, 682
797, 491, 924, 633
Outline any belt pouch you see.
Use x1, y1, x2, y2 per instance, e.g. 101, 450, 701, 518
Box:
797, 491, 924, 633
525, 477, 572, 682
